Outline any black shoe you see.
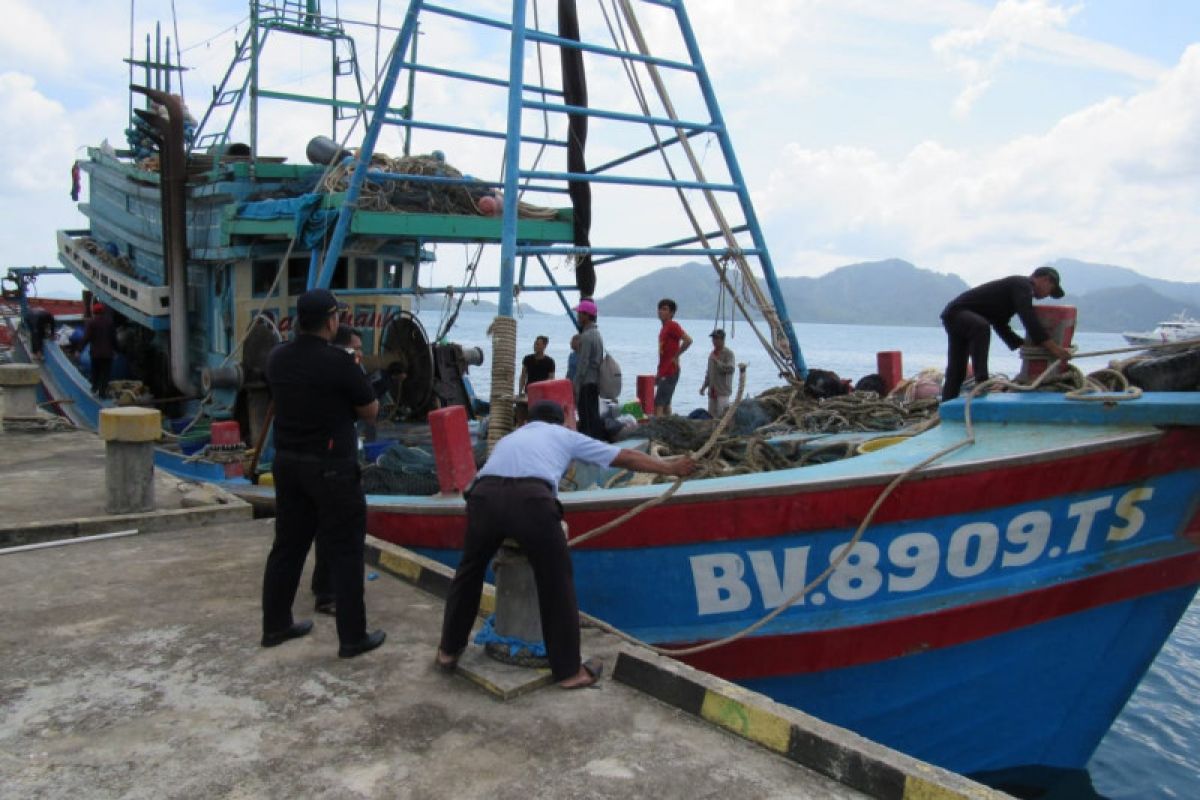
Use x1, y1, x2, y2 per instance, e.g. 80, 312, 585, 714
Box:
338, 629, 386, 659
261, 620, 313, 648
314, 597, 336, 616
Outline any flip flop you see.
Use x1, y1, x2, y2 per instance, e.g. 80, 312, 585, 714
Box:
560, 657, 604, 690
434, 649, 461, 674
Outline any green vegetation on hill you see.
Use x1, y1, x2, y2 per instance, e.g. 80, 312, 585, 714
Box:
595, 258, 1200, 333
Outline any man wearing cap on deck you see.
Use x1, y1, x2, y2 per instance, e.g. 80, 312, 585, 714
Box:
435, 399, 697, 689
699, 329, 736, 418
939, 266, 1073, 401
572, 299, 606, 440
261, 288, 386, 658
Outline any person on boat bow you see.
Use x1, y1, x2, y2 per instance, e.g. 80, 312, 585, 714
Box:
519, 334, 556, 394
654, 298, 693, 417
260, 289, 385, 659
572, 300, 605, 440
699, 329, 736, 417
940, 266, 1073, 401
435, 399, 697, 688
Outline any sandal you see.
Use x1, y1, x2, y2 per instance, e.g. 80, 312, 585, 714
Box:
435, 648, 461, 673
559, 657, 604, 690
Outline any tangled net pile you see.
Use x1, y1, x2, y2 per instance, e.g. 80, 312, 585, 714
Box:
319, 150, 558, 219
612, 386, 939, 484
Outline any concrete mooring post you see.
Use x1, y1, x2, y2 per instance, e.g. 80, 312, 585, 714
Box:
99, 407, 162, 514
0, 363, 41, 421
486, 541, 550, 668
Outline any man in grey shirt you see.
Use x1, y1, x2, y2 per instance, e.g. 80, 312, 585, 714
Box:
699, 328, 736, 417
572, 299, 605, 440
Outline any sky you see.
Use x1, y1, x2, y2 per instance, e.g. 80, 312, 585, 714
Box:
1, 0, 1198, 310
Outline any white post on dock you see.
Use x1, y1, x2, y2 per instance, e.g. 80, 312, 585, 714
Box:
99, 407, 162, 514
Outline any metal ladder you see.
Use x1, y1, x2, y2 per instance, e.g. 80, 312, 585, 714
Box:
191, 1, 368, 160
312, 0, 805, 377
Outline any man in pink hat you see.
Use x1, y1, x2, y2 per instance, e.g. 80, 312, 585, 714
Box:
571, 299, 605, 439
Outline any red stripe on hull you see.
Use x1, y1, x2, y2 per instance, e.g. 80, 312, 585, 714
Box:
677, 551, 1200, 680
368, 429, 1200, 550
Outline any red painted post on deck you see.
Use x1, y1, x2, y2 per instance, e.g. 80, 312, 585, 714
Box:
877, 351, 903, 395
428, 405, 476, 494
210, 420, 244, 478
636, 375, 655, 415
527, 378, 576, 430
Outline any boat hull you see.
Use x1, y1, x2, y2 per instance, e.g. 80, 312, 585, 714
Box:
363, 401, 1200, 776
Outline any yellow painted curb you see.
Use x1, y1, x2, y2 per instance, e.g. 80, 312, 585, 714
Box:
700, 690, 791, 754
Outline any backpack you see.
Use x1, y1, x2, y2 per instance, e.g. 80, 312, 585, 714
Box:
598, 352, 622, 400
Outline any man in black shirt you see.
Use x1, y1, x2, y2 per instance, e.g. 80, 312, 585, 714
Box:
261, 289, 385, 658
940, 266, 1073, 401
518, 335, 555, 394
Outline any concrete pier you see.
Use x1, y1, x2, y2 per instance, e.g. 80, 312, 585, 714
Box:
0, 426, 1005, 799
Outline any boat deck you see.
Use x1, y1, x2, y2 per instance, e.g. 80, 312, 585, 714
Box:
0, 426, 1002, 799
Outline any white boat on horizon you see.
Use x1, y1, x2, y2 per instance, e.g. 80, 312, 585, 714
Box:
1123, 313, 1200, 347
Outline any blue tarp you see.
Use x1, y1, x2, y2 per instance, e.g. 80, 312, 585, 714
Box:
236, 193, 337, 248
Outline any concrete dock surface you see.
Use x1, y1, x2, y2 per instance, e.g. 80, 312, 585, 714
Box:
2, 517, 871, 799
0, 425, 1004, 799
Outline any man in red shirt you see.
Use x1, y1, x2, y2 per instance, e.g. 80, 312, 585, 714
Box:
654, 298, 692, 417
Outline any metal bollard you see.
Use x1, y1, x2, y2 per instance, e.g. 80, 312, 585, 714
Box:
0, 363, 41, 419
99, 407, 162, 514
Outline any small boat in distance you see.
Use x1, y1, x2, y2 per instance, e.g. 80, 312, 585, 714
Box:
1123, 313, 1200, 347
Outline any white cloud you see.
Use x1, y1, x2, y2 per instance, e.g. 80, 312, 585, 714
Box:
932, 0, 1164, 117
760, 43, 1200, 283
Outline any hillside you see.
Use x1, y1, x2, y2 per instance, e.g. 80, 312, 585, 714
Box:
596, 257, 1200, 333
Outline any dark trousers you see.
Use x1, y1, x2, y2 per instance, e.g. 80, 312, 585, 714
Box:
577, 382, 604, 441
262, 453, 368, 645
90, 356, 113, 397
439, 477, 581, 681
942, 309, 992, 401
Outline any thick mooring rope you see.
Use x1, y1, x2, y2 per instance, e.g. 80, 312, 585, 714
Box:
487, 316, 518, 454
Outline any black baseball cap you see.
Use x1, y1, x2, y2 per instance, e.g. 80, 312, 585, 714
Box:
710, 329, 726, 339
1032, 266, 1065, 299
296, 288, 347, 324
530, 400, 565, 425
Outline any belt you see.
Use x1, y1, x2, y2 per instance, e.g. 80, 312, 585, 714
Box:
473, 475, 555, 493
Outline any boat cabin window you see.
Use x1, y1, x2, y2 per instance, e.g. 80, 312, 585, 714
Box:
384, 261, 407, 289
330, 257, 349, 290
287, 258, 309, 296
251, 259, 282, 297
354, 258, 379, 289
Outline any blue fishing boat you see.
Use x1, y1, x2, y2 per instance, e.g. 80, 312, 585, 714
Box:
4, 0, 1198, 785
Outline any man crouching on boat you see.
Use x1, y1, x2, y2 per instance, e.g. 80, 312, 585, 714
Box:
940, 265, 1073, 400
435, 400, 696, 689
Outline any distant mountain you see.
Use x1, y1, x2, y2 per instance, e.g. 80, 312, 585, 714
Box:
598, 258, 966, 326
778, 259, 966, 325
596, 257, 1200, 333
1050, 258, 1200, 307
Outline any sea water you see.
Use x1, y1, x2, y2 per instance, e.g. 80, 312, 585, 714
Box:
419, 309, 1198, 798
